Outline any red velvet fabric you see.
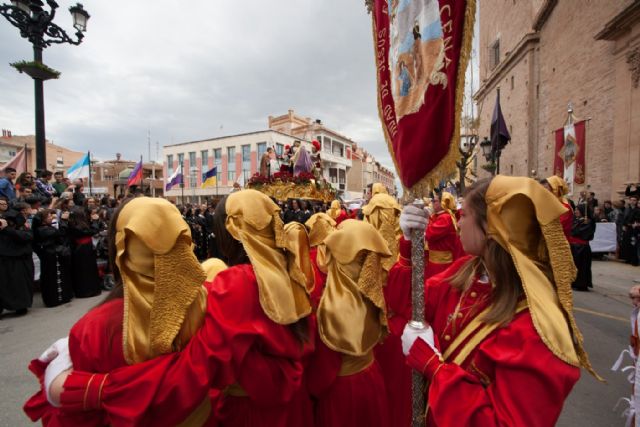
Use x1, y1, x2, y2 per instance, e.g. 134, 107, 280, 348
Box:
307, 328, 388, 427
387, 256, 581, 426
560, 202, 573, 241
26, 265, 313, 427
424, 212, 464, 278
309, 247, 328, 310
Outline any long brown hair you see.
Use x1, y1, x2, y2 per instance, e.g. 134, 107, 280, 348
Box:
100, 197, 136, 305
447, 178, 523, 327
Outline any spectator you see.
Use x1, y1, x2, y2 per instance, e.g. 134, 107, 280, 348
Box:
71, 179, 86, 207
15, 185, 34, 205
603, 200, 614, 221
0, 167, 17, 201
593, 206, 608, 223
15, 171, 34, 192
0, 202, 34, 315
51, 171, 67, 196
570, 205, 596, 291
32, 209, 73, 307
626, 183, 640, 199
67, 207, 101, 298
299, 200, 312, 224
35, 170, 55, 204
0, 196, 9, 216
622, 196, 640, 266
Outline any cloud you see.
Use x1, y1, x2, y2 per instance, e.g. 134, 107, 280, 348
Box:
0, 0, 477, 194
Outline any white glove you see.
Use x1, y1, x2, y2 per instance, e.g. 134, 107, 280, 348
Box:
39, 337, 73, 407
401, 323, 439, 356
400, 204, 429, 240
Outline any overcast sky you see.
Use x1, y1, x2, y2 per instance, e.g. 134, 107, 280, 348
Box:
0, 0, 478, 186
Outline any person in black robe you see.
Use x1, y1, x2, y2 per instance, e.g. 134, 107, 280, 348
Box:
622, 196, 640, 265
67, 206, 101, 298
570, 205, 596, 291
32, 209, 73, 307
0, 203, 34, 315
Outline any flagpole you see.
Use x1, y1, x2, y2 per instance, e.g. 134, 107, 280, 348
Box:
24, 144, 28, 172
180, 159, 185, 205
88, 151, 93, 196
139, 155, 143, 194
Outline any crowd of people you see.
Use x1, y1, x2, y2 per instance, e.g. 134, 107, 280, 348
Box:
1, 162, 636, 425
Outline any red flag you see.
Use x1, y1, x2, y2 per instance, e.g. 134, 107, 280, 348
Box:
371, 0, 476, 194
0, 147, 27, 175
553, 120, 586, 187
573, 121, 586, 185
553, 128, 564, 177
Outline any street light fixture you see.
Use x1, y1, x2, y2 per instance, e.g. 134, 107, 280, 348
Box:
479, 137, 492, 161
457, 133, 478, 193
1, 0, 90, 171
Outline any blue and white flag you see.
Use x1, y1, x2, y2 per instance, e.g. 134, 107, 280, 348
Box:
165, 164, 183, 191
67, 153, 90, 180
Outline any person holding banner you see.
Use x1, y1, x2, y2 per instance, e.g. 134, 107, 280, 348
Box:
391, 176, 598, 427
424, 191, 464, 278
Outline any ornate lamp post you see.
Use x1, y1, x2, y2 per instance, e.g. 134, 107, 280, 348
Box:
457, 134, 477, 193
480, 136, 500, 176
1, 0, 89, 170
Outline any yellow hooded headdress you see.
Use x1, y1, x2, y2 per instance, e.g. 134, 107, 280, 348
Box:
485, 176, 598, 378
225, 189, 312, 325
327, 200, 342, 220
115, 197, 208, 365
305, 213, 336, 248
362, 183, 401, 272
545, 175, 570, 204
317, 219, 392, 356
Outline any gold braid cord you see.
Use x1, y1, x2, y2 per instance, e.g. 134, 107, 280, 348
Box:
357, 252, 389, 333
541, 220, 603, 381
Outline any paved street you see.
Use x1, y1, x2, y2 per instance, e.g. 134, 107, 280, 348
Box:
1, 259, 638, 426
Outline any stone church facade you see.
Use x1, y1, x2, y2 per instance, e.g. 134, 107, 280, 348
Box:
474, 0, 640, 200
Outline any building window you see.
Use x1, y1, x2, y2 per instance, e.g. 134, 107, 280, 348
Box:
510, 76, 514, 90
275, 143, 284, 156
332, 142, 344, 157
177, 153, 184, 167
329, 168, 338, 183
167, 154, 174, 174
489, 39, 500, 70
189, 152, 197, 188
257, 142, 267, 159
227, 147, 236, 182
56, 156, 63, 166
323, 136, 332, 153
241, 144, 251, 179
201, 150, 209, 168
338, 169, 346, 184
214, 148, 222, 181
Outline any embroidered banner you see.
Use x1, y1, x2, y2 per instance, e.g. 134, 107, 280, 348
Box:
554, 120, 587, 193
371, 0, 475, 194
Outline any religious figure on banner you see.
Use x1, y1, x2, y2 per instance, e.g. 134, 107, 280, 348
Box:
561, 133, 578, 166
389, 0, 447, 120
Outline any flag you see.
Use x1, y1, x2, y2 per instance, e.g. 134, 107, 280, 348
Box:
165, 164, 183, 191
67, 153, 90, 180
490, 92, 511, 151
554, 120, 586, 193
371, 0, 476, 194
201, 166, 217, 188
0, 147, 27, 175
127, 158, 143, 187
235, 172, 245, 188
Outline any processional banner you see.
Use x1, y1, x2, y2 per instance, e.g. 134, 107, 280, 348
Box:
371, 0, 476, 194
553, 120, 586, 193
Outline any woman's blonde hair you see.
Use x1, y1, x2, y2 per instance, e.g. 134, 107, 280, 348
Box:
447, 178, 524, 326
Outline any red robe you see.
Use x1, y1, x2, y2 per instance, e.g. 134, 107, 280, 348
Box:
424, 212, 464, 278
306, 247, 388, 427
387, 256, 581, 426
25, 264, 313, 427
560, 202, 573, 241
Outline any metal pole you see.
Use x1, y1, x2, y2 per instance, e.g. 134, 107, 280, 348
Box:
408, 195, 426, 427
33, 46, 46, 171
181, 159, 185, 204
88, 151, 93, 195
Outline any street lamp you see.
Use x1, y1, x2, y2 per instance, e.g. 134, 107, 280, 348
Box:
479, 136, 502, 176
1, 1, 90, 171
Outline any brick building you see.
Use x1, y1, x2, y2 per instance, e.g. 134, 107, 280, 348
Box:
474, 0, 640, 200
91, 154, 164, 197
0, 130, 85, 173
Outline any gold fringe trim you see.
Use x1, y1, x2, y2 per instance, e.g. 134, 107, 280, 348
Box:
357, 252, 389, 333
370, 0, 477, 199
541, 221, 604, 381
